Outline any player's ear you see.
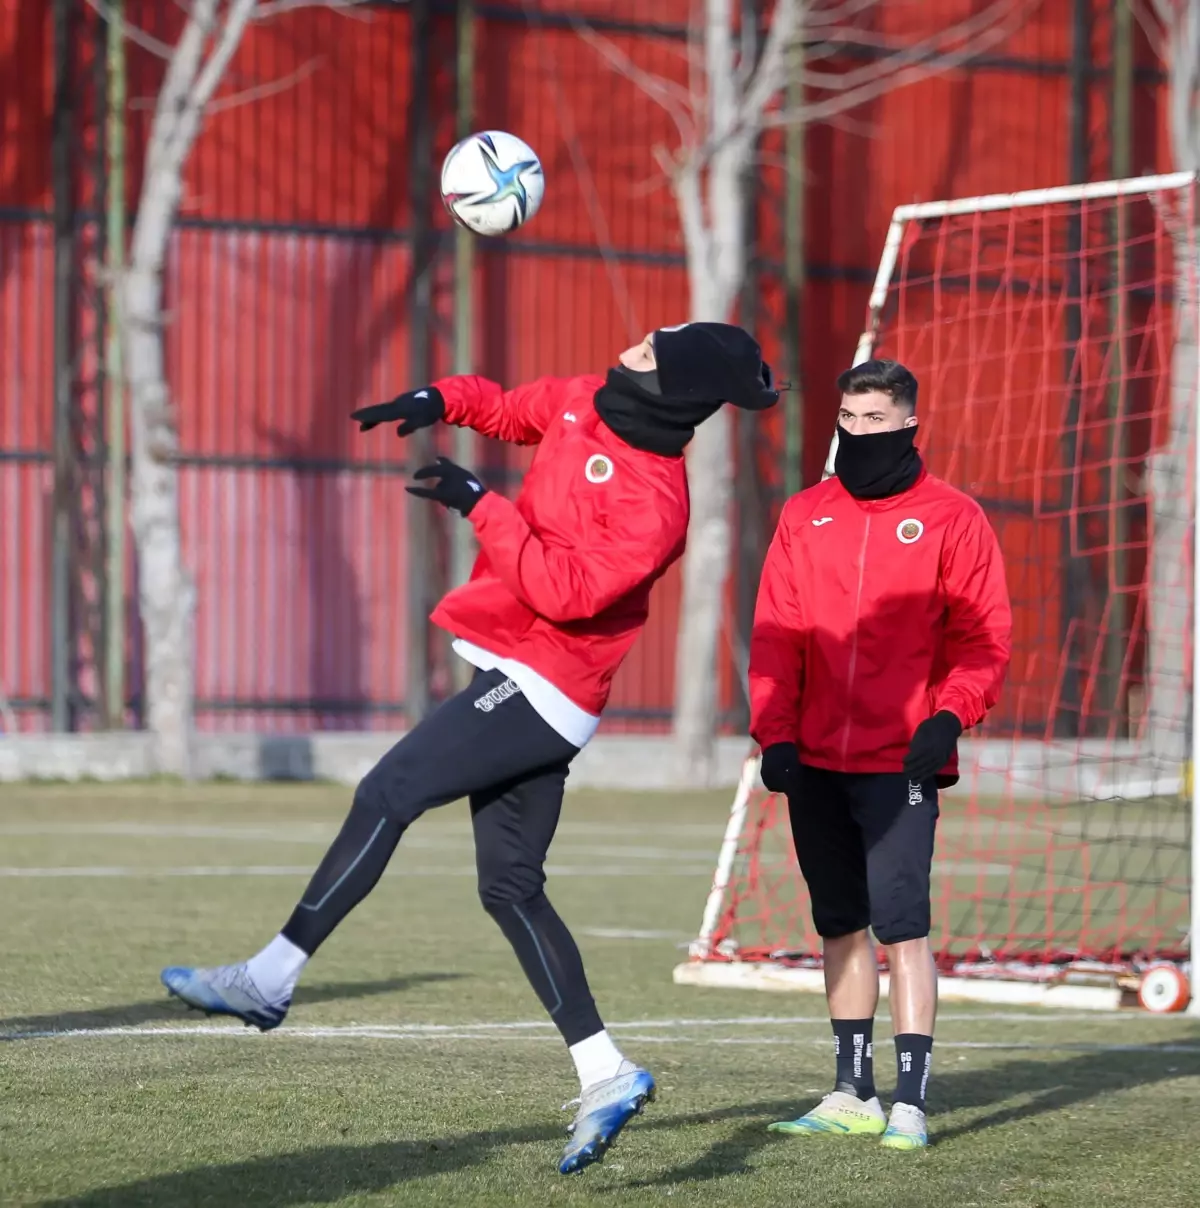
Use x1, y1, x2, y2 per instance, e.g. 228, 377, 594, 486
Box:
903, 413, 918, 428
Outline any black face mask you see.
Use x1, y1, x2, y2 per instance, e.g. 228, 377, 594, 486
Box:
593, 366, 723, 457
834, 423, 922, 499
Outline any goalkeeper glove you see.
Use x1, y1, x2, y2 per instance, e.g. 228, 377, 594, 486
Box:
903, 710, 963, 783
351, 386, 445, 437
759, 742, 801, 795
406, 457, 488, 518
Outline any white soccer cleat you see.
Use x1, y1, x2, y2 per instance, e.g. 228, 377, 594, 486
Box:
768, 1090, 887, 1137
880, 1101, 929, 1150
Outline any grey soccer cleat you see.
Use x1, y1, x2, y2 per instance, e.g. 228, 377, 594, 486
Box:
161, 962, 289, 1031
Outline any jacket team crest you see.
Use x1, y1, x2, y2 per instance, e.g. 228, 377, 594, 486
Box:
585, 454, 613, 483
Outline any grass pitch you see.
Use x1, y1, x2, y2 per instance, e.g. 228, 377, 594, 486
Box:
2, 782, 1199, 1207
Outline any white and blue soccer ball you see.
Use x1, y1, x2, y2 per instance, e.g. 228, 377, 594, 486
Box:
440, 130, 545, 237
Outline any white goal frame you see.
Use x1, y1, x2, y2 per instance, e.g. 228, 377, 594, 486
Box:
675, 172, 1200, 1015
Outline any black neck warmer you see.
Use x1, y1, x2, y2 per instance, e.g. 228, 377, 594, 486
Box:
834, 423, 923, 499
593, 367, 722, 457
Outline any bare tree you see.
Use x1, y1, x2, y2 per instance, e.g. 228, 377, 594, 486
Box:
1135, 0, 1199, 773
97, 0, 361, 774
582, 0, 1035, 784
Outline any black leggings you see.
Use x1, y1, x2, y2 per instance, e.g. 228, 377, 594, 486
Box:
280, 669, 604, 1044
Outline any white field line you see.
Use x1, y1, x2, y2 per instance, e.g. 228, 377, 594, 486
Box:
1, 1010, 1178, 1043
7, 1022, 1197, 1053
13, 816, 1160, 846
0, 821, 1107, 878
578, 928, 691, 940
0, 824, 722, 863
0, 861, 1012, 880
5, 817, 1189, 843
0, 821, 732, 841
0, 864, 716, 879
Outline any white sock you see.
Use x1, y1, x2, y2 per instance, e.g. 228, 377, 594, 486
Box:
569, 1030, 625, 1091
244, 934, 308, 1004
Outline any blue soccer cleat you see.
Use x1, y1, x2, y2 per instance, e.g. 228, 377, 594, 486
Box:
161, 962, 289, 1031
559, 1061, 656, 1174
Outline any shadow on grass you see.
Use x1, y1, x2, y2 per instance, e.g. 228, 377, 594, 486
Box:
624, 1034, 1200, 1190
0, 973, 465, 1040
43, 1098, 799, 1208
42, 1036, 1200, 1204
930, 1033, 1200, 1143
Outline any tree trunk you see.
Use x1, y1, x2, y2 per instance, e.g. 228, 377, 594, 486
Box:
673, 403, 735, 784
1144, 235, 1198, 771
124, 257, 195, 776
123, 39, 203, 778
117, 0, 256, 775
671, 143, 747, 785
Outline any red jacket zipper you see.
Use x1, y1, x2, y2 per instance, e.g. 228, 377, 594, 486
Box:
839, 513, 871, 764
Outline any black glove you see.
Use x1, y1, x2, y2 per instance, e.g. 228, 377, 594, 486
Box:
351, 386, 445, 437
759, 742, 801, 795
903, 710, 963, 783
406, 456, 488, 518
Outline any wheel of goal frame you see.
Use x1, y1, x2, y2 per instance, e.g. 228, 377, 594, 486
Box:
1138, 965, 1191, 1014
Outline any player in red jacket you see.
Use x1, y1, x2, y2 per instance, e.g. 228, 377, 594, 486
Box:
160, 322, 778, 1174
749, 358, 1011, 1151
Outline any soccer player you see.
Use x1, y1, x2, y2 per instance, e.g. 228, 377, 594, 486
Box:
748, 358, 1011, 1150
160, 323, 778, 1174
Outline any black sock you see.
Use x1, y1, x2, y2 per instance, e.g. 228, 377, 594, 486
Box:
483, 892, 604, 1046
281, 789, 406, 955
832, 1018, 876, 1100
893, 1033, 933, 1110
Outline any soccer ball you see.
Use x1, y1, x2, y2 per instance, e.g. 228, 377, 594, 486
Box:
440, 130, 545, 237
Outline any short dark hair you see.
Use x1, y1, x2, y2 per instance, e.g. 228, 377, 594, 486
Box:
836, 359, 918, 413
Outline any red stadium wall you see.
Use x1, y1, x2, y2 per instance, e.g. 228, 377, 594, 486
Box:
0, 0, 1175, 732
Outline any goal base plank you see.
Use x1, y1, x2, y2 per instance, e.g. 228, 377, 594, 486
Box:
672, 960, 1123, 1011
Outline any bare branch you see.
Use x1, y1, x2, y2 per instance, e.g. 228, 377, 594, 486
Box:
206, 55, 322, 113
250, 0, 371, 19
800, 0, 928, 40
1130, 1, 1169, 59
626, 151, 677, 199
187, 0, 263, 129
706, 0, 738, 144
580, 0, 1036, 170
733, 0, 759, 97
653, 143, 682, 179
1123, 0, 1198, 171
686, 1, 708, 144
572, 20, 698, 148
142, 0, 219, 181
84, 0, 178, 59
739, 0, 800, 129
763, 0, 1037, 129
673, 157, 710, 284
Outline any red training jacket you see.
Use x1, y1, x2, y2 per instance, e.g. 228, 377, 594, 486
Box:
749, 469, 1012, 782
428, 374, 689, 715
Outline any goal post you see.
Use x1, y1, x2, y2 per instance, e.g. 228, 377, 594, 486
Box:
678, 172, 1200, 1015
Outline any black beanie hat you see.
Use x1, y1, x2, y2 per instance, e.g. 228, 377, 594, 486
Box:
653, 322, 778, 411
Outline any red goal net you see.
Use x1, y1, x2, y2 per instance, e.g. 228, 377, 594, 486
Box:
682, 175, 1199, 1004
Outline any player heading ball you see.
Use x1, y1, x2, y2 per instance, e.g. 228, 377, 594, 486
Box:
749, 358, 1012, 1150
160, 322, 777, 1176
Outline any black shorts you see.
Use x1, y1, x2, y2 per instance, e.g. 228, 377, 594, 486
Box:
787, 764, 939, 945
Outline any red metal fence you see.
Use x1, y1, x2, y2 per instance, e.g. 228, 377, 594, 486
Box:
0, 0, 1173, 732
